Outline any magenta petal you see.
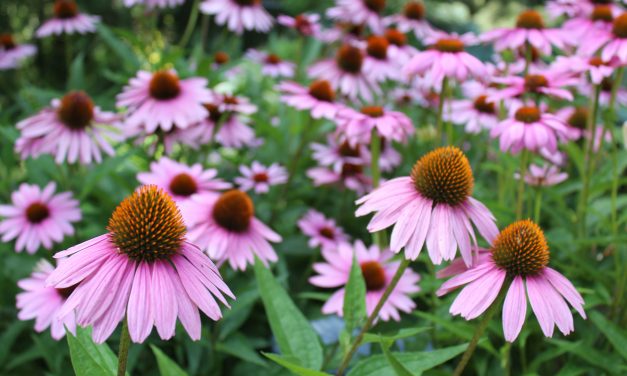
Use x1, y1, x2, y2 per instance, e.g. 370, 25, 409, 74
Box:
127, 263, 153, 343
526, 276, 555, 337
151, 262, 178, 340
503, 276, 527, 342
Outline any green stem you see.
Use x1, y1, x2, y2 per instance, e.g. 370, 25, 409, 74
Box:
336, 258, 411, 376
117, 318, 131, 376
607, 67, 623, 237
370, 130, 385, 248
435, 77, 449, 145
533, 188, 542, 224
64, 33, 72, 81
515, 151, 529, 220
523, 42, 532, 76
178, 0, 200, 48
453, 279, 510, 376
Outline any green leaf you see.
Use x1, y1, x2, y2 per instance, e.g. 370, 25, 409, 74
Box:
150, 345, 188, 376
66, 327, 118, 376
67, 53, 85, 90
379, 338, 415, 376
549, 339, 620, 374
215, 333, 267, 367
589, 311, 627, 361
343, 254, 367, 335
347, 344, 468, 376
362, 327, 430, 345
254, 258, 323, 370
262, 353, 331, 376
0, 321, 27, 365
96, 24, 139, 69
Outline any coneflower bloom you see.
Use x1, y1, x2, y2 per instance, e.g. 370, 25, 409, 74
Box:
17, 260, 77, 340
200, 94, 259, 148
383, 28, 419, 66
335, 105, 414, 146
307, 163, 371, 195
277, 13, 321, 37
311, 136, 368, 173
362, 35, 399, 82
383, 1, 433, 39
0, 34, 36, 70
480, 9, 566, 55
552, 55, 616, 85
310, 241, 420, 321
124, 0, 185, 8
591, 77, 627, 107
555, 106, 611, 151
0, 182, 80, 254
36, 0, 100, 38
579, 12, 627, 63
317, 22, 365, 44
372, 138, 402, 172
437, 220, 586, 342
308, 44, 380, 102
200, 0, 273, 35
403, 32, 487, 88
546, 0, 583, 20
491, 104, 571, 154
355, 146, 498, 266
137, 157, 231, 202
116, 70, 211, 133
246, 49, 295, 78
297, 209, 349, 252
488, 70, 576, 102
562, 4, 616, 39
444, 82, 499, 134
327, 0, 387, 34
181, 190, 281, 271
234, 161, 288, 194
515, 164, 568, 187
46, 186, 234, 343
16, 91, 122, 164
277, 80, 341, 120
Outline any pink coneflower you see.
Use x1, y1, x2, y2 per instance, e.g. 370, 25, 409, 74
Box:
234, 161, 288, 194
562, 4, 616, 39
311, 136, 368, 173
488, 70, 576, 102
200, 94, 259, 148
552, 55, 615, 85
444, 82, 499, 134
480, 10, 566, 55
137, 157, 231, 202
335, 105, 414, 146
181, 190, 281, 271
116, 70, 211, 133
278, 80, 341, 120
491, 104, 573, 154
0, 34, 36, 70
317, 22, 366, 44
277, 13, 321, 37
579, 12, 627, 63
591, 77, 627, 107
310, 241, 420, 321
362, 35, 399, 82
200, 0, 273, 35
515, 164, 568, 186
373, 138, 402, 172
308, 44, 381, 102
383, 1, 433, 39
383, 28, 419, 66
297, 209, 349, 252
124, 0, 185, 8
546, 0, 584, 20
16, 92, 122, 165
403, 32, 487, 88
437, 220, 586, 342
46, 186, 234, 343
307, 163, 371, 195
556, 106, 612, 151
355, 147, 499, 266
0, 182, 80, 254
36, 0, 100, 38
327, 0, 387, 34
246, 49, 295, 78
17, 260, 76, 340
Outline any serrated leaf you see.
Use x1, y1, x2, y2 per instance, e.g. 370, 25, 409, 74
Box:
150, 345, 187, 376
346, 344, 467, 376
262, 353, 331, 376
589, 311, 627, 361
344, 254, 367, 335
66, 327, 118, 376
254, 258, 323, 370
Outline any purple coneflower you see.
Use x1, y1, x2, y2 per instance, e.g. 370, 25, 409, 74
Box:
278, 80, 341, 120
327, 0, 387, 34
444, 81, 499, 134
383, 1, 433, 39
200, 0, 273, 35
362, 35, 399, 82
515, 164, 568, 186
335, 105, 414, 146
297, 209, 349, 252
36, 0, 100, 38
124, 0, 185, 8
579, 11, 627, 63
488, 70, 576, 102
0, 34, 36, 70
234, 161, 287, 194
277, 13, 321, 37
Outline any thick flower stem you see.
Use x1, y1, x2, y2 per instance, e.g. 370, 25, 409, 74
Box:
515, 150, 529, 220
453, 280, 509, 376
117, 318, 131, 376
435, 77, 449, 145
336, 258, 411, 376
178, 0, 200, 48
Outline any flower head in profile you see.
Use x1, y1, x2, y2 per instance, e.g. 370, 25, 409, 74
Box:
480, 9, 566, 55
556, 106, 611, 151
515, 164, 568, 187
17, 260, 77, 340
137, 157, 231, 202
383, 28, 419, 66
200, 93, 259, 148
36, 0, 100, 37
579, 12, 627, 63
0, 34, 37, 70
383, 1, 433, 39
335, 105, 414, 146
246, 49, 295, 78
278, 80, 341, 120
444, 81, 499, 134
310, 240, 420, 321
356, 146, 498, 266
327, 0, 387, 34
181, 190, 282, 271
552, 55, 616, 85
116, 70, 211, 134
403, 32, 487, 88
562, 4, 618, 40
200, 0, 273, 35
298, 209, 349, 252
489, 70, 576, 102
311, 136, 368, 173
46, 185, 234, 343
307, 162, 372, 195
361, 35, 399, 82
277, 13, 321, 37
0, 183, 81, 254
124, 0, 185, 8
234, 161, 287, 194
16, 91, 123, 164
491, 104, 571, 154
437, 220, 586, 342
